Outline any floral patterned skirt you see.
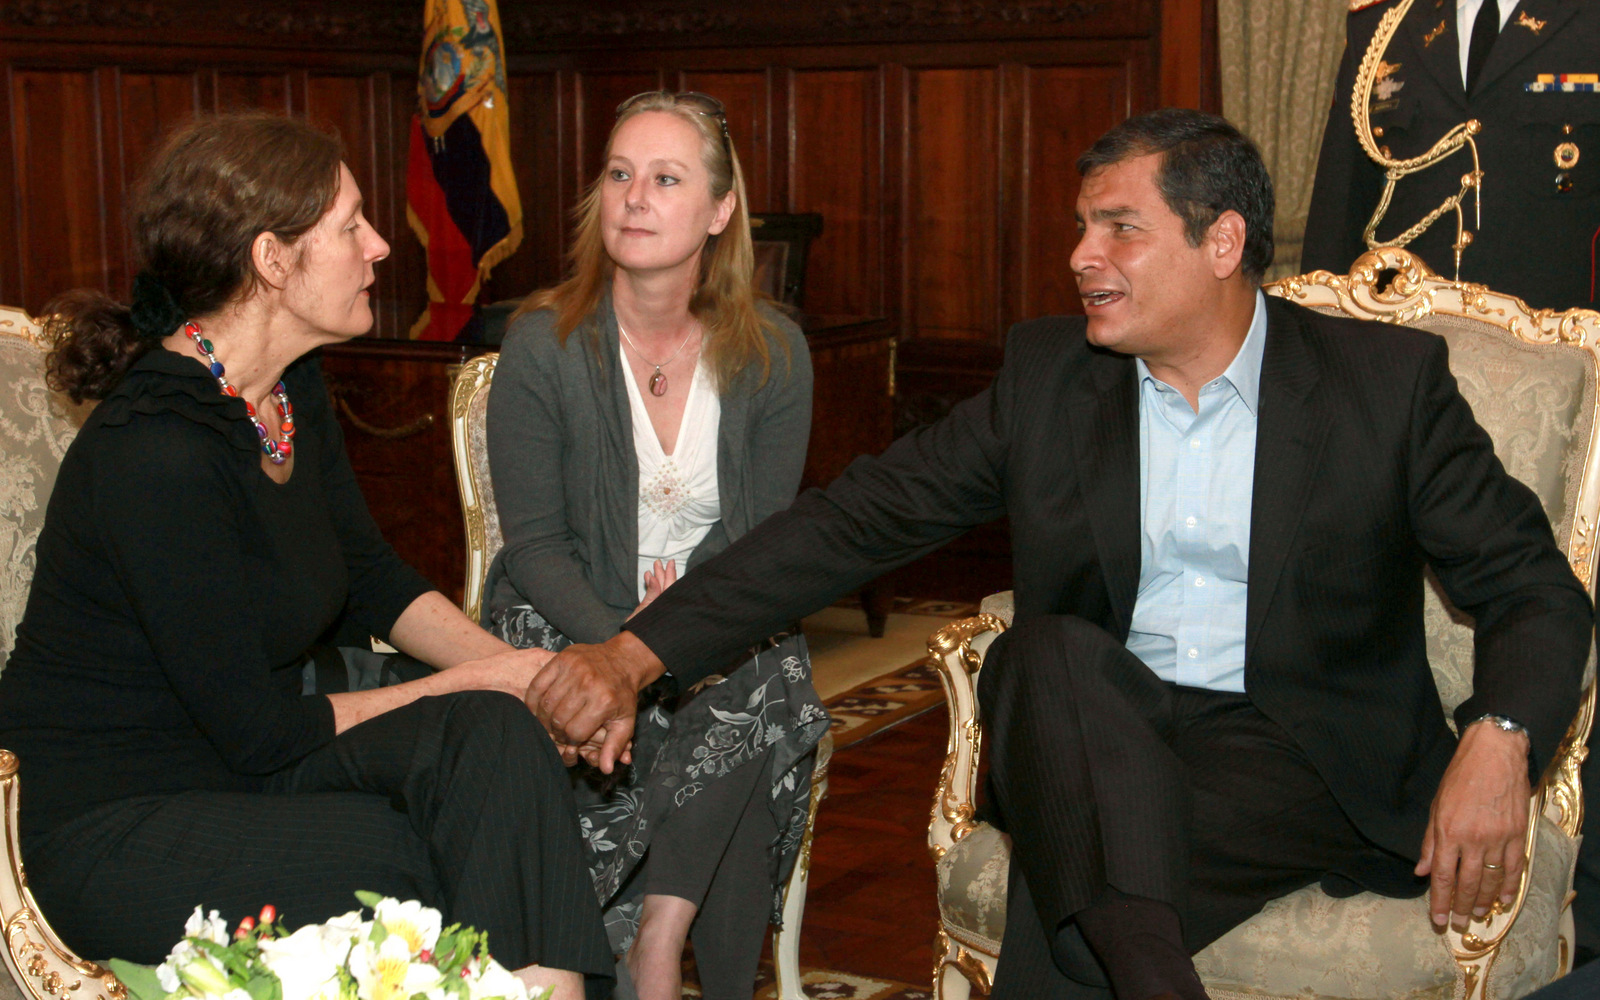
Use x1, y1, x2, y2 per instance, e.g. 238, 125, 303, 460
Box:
490, 605, 830, 952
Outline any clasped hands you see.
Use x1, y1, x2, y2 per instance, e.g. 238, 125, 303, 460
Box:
1416, 718, 1533, 933
470, 634, 662, 769
523, 630, 665, 770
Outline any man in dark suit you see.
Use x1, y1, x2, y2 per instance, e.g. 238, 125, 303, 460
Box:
529, 110, 1591, 1000
1304, 0, 1600, 310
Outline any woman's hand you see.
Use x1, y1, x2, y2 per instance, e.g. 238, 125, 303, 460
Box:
465, 647, 556, 699
328, 646, 552, 736
551, 724, 634, 769
628, 558, 678, 620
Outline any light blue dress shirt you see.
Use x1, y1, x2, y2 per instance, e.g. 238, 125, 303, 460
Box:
1124, 292, 1267, 693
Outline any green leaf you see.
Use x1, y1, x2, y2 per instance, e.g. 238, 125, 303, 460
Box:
104, 960, 167, 1000
354, 890, 384, 910
242, 971, 282, 1000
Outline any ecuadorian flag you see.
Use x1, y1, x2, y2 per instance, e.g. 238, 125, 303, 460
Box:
406, 0, 522, 341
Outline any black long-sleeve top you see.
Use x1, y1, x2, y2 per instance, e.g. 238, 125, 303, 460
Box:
0, 347, 432, 841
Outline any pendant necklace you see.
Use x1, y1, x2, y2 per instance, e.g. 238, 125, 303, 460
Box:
618, 322, 695, 397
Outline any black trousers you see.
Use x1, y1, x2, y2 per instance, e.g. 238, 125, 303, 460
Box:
979, 616, 1421, 999
24, 691, 614, 1000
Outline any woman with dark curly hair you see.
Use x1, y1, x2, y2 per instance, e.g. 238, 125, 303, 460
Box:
0, 113, 610, 1000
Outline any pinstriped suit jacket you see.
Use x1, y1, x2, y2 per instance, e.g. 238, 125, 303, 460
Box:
628, 294, 1592, 861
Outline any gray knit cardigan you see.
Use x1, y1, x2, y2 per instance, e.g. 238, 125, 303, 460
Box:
483, 292, 813, 643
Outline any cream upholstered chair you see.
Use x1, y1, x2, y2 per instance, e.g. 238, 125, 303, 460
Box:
927, 248, 1600, 1000
449, 355, 834, 1000
0, 306, 119, 1000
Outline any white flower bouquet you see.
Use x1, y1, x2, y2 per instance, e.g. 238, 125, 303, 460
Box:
106, 892, 547, 1000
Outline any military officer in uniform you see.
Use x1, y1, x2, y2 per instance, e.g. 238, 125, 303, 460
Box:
1309, 0, 1600, 967
1303, 0, 1600, 311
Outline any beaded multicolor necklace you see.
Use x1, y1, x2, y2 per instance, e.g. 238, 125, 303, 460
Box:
183, 321, 295, 464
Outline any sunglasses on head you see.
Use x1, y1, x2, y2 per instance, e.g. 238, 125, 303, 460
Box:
616, 90, 731, 155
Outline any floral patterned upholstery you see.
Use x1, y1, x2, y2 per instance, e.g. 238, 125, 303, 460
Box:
937, 813, 1576, 999
937, 823, 1009, 954
1415, 319, 1600, 716
0, 309, 90, 669
931, 253, 1600, 1000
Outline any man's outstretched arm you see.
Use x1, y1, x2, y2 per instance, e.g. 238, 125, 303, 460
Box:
525, 320, 1073, 763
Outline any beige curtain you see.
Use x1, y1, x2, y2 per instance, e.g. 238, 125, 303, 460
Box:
1219, 0, 1349, 280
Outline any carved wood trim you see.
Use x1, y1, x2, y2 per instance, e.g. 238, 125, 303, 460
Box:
0, 0, 1154, 50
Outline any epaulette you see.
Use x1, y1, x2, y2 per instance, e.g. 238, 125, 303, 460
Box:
1349, 0, 1394, 11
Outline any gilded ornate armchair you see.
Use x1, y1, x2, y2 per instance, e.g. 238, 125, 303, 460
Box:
928, 249, 1600, 1000
0, 306, 120, 1000
448, 355, 834, 1000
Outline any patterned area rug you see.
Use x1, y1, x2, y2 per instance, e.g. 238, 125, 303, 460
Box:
683, 960, 933, 999
821, 598, 979, 749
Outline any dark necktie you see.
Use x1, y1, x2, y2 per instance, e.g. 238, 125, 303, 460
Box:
1465, 0, 1501, 95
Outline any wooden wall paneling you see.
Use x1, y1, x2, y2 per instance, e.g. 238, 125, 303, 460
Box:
767, 68, 791, 213
95, 69, 126, 299
881, 61, 906, 340
789, 67, 883, 318
802, 325, 896, 489
676, 69, 773, 212
114, 71, 201, 178
997, 62, 1028, 335
0, 65, 18, 305
1019, 63, 1133, 319
11, 68, 106, 312
361, 72, 402, 340
305, 74, 378, 194
382, 71, 424, 340
905, 66, 1000, 344
573, 70, 664, 189
1160, 0, 1221, 112
211, 71, 292, 114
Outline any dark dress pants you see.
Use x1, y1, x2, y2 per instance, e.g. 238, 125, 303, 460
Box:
25, 691, 615, 1000
978, 616, 1422, 999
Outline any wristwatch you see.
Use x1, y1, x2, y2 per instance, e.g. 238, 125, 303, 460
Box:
1467, 714, 1528, 737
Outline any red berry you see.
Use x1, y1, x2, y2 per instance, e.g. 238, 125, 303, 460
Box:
259, 905, 277, 924
419, 950, 432, 963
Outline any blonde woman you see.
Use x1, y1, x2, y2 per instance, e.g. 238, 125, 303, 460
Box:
484, 92, 828, 1000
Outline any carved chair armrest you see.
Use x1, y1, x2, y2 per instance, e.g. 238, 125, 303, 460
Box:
0, 751, 126, 1000
1443, 676, 1595, 972
927, 614, 1008, 861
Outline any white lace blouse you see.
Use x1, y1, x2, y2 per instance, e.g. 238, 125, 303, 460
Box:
621, 356, 722, 602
